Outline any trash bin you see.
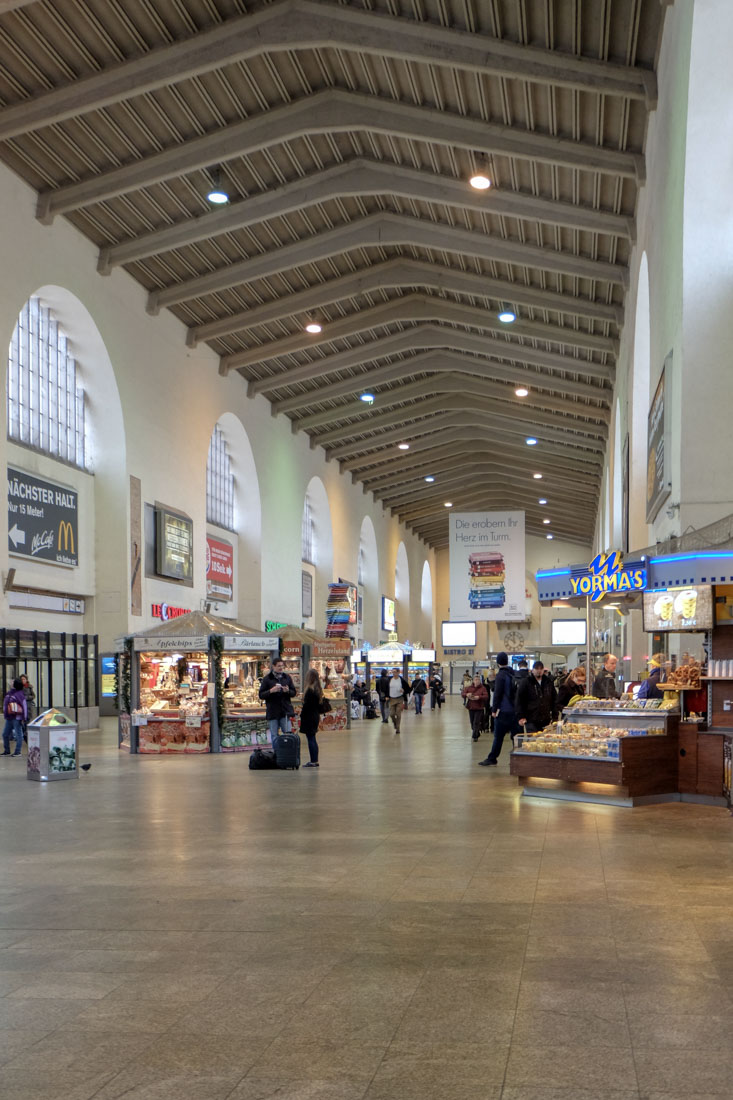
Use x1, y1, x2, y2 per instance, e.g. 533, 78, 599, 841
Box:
27, 709, 79, 782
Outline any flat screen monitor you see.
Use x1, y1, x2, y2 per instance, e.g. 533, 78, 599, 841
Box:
551, 619, 587, 646
156, 508, 193, 582
381, 596, 396, 632
643, 584, 713, 631
441, 621, 477, 647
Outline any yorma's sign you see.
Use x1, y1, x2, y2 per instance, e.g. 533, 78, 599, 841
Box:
7, 466, 78, 567
569, 551, 647, 603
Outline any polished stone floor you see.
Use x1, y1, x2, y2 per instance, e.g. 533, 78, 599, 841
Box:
2, 701, 733, 1100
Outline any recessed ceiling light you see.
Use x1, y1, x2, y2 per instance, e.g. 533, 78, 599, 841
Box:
526, 437, 538, 446
533, 473, 543, 480
360, 392, 375, 404
498, 308, 516, 324
305, 320, 322, 334
515, 387, 529, 397
469, 172, 491, 191
538, 498, 547, 505
424, 476, 435, 482
546, 534, 554, 540
444, 501, 453, 508
398, 443, 410, 450
206, 168, 229, 205
543, 519, 551, 525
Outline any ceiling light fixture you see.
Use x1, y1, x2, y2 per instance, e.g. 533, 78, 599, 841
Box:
526, 437, 538, 446
469, 154, 492, 191
498, 306, 516, 323
398, 443, 410, 450
543, 518, 551, 525
424, 476, 435, 482
206, 167, 229, 205
538, 498, 547, 505
546, 534, 554, 540
444, 501, 453, 508
305, 318, 322, 334
359, 392, 375, 404
515, 387, 529, 397
533, 473, 543, 480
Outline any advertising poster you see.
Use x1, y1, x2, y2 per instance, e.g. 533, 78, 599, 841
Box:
449, 511, 525, 621
302, 570, 313, 618
646, 354, 672, 522
49, 729, 76, 773
206, 535, 233, 599
382, 597, 396, 631
7, 466, 78, 567
156, 508, 193, 581
27, 730, 41, 775
643, 585, 713, 632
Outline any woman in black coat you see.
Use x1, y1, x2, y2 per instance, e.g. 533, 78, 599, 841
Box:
300, 668, 324, 767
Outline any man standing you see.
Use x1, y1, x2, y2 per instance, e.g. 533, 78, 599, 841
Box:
259, 658, 297, 743
516, 661, 557, 733
592, 654, 621, 700
376, 668, 391, 723
388, 667, 410, 734
478, 652, 516, 766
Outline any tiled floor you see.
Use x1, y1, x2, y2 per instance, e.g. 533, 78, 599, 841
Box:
2, 700, 733, 1099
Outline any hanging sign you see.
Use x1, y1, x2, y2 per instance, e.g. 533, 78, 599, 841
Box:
646, 356, 672, 523
7, 466, 79, 567
449, 511, 525, 621
312, 639, 351, 659
282, 641, 303, 658
569, 551, 647, 603
206, 536, 233, 600
133, 635, 208, 652
222, 635, 277, 652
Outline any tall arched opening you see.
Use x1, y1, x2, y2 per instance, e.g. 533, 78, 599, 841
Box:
394, 541, 410, 638
301, 476, 333, 631
358, 515, 379, 644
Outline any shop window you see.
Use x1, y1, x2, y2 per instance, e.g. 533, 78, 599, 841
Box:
302, 496, 315, 565
206, 424, 235, 530
7, 296, 89, 470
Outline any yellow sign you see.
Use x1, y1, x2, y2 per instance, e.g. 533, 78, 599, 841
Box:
569, 550, 647, 604
58, 519, 75, 555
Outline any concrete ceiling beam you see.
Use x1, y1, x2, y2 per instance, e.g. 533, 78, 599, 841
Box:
188, 258, 622, 347
363, 448, 601, 494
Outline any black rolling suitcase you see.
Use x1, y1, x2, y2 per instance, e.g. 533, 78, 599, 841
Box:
272, 731, 300, 769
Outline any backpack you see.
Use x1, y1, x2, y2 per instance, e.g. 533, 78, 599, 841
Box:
248, 748, 277, 770
6, 696, 23, 717
364, 704, 378, 719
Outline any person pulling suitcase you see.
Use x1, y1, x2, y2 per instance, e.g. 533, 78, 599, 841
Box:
259, 657, 299, 768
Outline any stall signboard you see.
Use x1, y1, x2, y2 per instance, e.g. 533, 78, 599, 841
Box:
133, 635, 208, 651
569, 551, 647, 603
368, 648, 405, 665
222, 635, 278, 651
643, 585, 713, 632
156, 508, 193, 582
7, 466, 78, 567
646, 356, 672, 522
312, 639, 351, 659
449, 511, 525, 621
282, 641, 303, 658
382, 597, 396, 631
266, 620, 287, 632
206, 536, 233, 600
410, 648, 436, 662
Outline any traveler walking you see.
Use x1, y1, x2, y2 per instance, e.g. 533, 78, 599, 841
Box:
387, 667, 410, 734
429, 673, 445, 710
259, 658, 298, 742
516, 661, 557, 733
3, 678, 27, 757
299, 668, 323, 767
462, 673, 488, 740
410, 674, 427, 715
376, 669, 391, 723
478, 652, 517, 766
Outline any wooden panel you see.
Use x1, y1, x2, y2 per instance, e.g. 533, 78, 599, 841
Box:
566, 758, 623, 784
697, 734, 724, 797
621, 734, 678, 796
678, 727, 698, 794
510, 755, 565, 780
509, 754, 622, 785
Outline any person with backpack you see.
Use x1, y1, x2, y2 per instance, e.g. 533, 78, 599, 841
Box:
3, 678, 27, 757
478, 652, 517, 766
410, 673, 428, 715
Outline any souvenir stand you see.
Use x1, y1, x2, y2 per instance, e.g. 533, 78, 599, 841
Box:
119, 612, 279, 755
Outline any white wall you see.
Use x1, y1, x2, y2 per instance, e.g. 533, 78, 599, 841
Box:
0, 162, 434, 648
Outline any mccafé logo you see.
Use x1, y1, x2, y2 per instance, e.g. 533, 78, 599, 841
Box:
151, 603, 191, 620
570, 551, 647, 604
58, 520, 75, 555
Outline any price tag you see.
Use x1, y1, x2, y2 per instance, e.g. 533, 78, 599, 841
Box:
132, 715, 148, 726
185, 715, 202, 728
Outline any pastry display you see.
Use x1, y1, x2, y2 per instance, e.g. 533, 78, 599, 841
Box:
517, 719, 666, 759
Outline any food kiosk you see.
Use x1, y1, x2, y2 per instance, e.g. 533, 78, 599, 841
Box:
360, 642, 411, 687
308, 638, 352, 731
217, 629, 281, 752
406, 648, 435, 686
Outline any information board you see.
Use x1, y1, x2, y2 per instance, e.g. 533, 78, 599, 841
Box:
7, 466, 78, 567
156, 508, 193, 581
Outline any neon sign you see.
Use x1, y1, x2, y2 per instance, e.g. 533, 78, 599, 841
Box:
569, 551, 647, 603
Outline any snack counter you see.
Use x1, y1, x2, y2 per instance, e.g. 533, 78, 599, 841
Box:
308, 638, 351, 730
510, 702, 680, 805
131, 643, 213, 754
218, 634, 280, 751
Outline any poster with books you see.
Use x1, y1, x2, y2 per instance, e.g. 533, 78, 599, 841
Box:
449, 511, 525, 621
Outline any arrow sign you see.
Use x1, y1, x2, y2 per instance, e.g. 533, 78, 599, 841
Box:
9, 524, 25, 548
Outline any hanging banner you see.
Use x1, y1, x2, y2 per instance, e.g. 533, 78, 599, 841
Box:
646, 354, 672, 522
206, 535, 233, 600
449, 511, 525, 621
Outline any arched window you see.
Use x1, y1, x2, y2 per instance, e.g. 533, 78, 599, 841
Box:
206, 424, 235, 530
7, 296, 89, 469
358, 543, 365, 585
302, 495, 315, 564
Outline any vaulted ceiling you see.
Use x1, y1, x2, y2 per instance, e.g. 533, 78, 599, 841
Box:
0, 0, 667, 549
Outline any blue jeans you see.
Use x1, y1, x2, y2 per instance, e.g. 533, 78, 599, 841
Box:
268, 716, 291, 741
3, 717, 23, 754
305, 733, 319, 763
414, 694, 423, 714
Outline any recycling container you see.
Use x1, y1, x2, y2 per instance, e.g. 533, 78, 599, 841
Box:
27, 709, 79, 782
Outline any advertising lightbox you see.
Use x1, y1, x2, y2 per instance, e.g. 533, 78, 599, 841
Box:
441, 621, 477, 647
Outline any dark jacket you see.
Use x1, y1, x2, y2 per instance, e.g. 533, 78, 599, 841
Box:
492, 666, 516, 715
351, 682, 367, 703
22, 682, 35, 719
638, 666, 663, 700
376, 673, 391, 701
3, 688, 27, 721
387, 675, 410, 703
556, 677, 585, 712
410, 678, 427, 696
299, 686, 322, 736
592, 667, 620, 700
462, 683, 488, 711
429, 676, 444, 696
258, 670, 297, 720
516, 673, 557, 728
